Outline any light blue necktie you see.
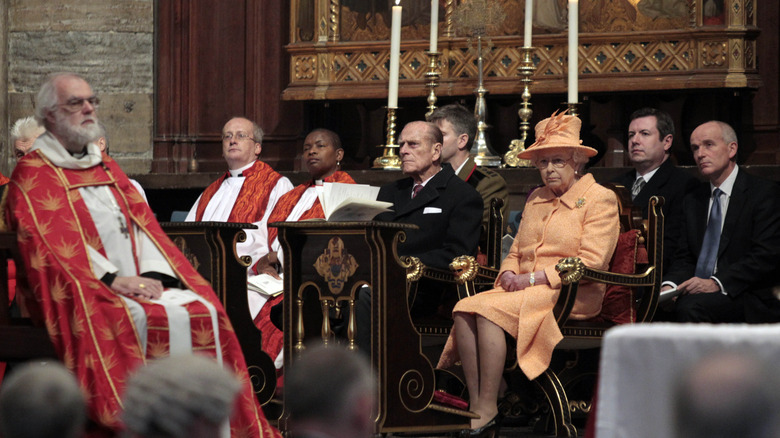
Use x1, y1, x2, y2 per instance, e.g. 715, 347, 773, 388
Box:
695, 188, 723, 278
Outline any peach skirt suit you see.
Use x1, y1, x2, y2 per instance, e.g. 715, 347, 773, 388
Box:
437, 173, 619, 379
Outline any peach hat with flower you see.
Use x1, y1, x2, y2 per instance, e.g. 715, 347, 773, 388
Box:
518, 110, 598, 159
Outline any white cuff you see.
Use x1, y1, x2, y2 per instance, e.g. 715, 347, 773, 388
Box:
711, 276, 726, 296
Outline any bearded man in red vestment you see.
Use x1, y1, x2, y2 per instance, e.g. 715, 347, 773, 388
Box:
4, 72, 280, 438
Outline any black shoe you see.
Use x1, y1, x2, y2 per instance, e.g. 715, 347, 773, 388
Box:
460, 413, 501, 438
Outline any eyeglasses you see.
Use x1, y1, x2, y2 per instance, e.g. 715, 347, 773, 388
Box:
221, 132, 255, 142
58, 96, 100, 113
534, 157, 570, 169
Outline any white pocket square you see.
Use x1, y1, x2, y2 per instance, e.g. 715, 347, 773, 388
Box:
423, 207, 442, 214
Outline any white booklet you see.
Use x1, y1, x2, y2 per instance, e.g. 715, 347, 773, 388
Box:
247, 273, 284, 297
318, 182, 392, 221
658, 285, 683, 303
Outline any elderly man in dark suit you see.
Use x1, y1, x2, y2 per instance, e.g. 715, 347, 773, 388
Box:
375, 120, 483, 270
662, 121, 780, 323
613, 108, 698, 272
353, 121, 482, 352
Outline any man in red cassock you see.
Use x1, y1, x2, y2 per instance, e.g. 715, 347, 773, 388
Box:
4, 72, 280, 438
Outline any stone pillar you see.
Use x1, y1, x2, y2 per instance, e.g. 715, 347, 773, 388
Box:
1, 0, 9, 176
6, 0, 154, 174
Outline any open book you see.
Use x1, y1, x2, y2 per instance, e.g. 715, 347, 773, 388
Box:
247, 273, 284, 297
318, 182, 393, 221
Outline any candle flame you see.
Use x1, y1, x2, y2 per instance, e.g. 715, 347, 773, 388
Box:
395, 0, 400, 5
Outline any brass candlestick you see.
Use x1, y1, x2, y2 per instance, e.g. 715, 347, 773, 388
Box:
453, 0, 505, 168
472, 34, 501, 167
424, 51, 441, 119
504, 46, 535, 168
567, 102, 580, 117
373, 107, 402, 169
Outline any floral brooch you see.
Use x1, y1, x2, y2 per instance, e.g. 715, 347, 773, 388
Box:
575, 197, 586, 208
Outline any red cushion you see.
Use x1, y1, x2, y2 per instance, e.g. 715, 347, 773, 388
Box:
433, 389, 469, 411
7, 259, 16, 304
590, 229, 643, 324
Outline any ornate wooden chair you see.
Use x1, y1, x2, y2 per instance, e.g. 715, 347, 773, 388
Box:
0, 231, 57, 362
449, 188, 664, 437
410, 198, 505, 341
160, 221, 277, 405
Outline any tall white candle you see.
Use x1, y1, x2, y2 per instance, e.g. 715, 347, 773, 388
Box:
429, 0, 439, 52
388, 0, 402, 108
567, 0, 578, 104
523, 0, 533, 48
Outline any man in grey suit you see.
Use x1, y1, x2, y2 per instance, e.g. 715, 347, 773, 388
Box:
613, 108, 698, 272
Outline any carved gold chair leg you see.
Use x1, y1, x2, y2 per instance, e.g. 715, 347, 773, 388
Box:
533, 369, 578, 438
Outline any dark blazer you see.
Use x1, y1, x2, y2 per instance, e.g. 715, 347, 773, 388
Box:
376, 163, 483, 270
664, 168, 780, 322
613, 159, 698, 272
457, 155, 509, 241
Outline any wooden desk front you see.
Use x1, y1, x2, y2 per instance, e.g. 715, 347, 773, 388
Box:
274, 221, 469, 434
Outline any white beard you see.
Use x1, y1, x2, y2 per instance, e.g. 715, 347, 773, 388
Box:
52, 113, 102, 152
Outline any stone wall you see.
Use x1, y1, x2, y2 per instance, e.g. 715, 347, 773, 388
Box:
2, 0, 154, 174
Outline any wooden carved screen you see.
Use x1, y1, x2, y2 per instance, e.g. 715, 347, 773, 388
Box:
283, 0, 760, 101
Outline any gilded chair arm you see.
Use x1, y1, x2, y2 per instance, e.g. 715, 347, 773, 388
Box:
450, 255, 478, 283
403, 256, 424, 282
553, 256, 658, 326
555, 257, 586, 285
449, 256, 501, 284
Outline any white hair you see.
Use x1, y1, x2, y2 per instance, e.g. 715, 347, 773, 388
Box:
10, 116, 45, 143
0, 362, 86, 438
34, 72, 84, 128
572, 150, 589, 165
122, 355, 242, 438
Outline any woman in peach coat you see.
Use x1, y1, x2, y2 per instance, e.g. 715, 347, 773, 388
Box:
438, 112, 620, 436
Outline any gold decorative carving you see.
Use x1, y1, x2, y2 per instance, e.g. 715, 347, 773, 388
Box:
173, 236, 200, 271
313, 236, 358, 295
318, 9, 328, 43
300, 38, 697, 88
731, 41, 741, 62
404, 256, 424, 282
329, 0, 340, 42
450, 255, 478, 283
246, 365, 269, 395
444, 0, 456, 38
569, 399, 592, 414
555, 257, 585, 285
745, 41, 754, 68
745, 0, 754, 23
294, 56, 316, 81
399, 369, 428, 413
701, 41, 727, 67
285, 1, 759, 100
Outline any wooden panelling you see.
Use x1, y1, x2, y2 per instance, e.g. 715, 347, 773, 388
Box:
154, 0, 303, 174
